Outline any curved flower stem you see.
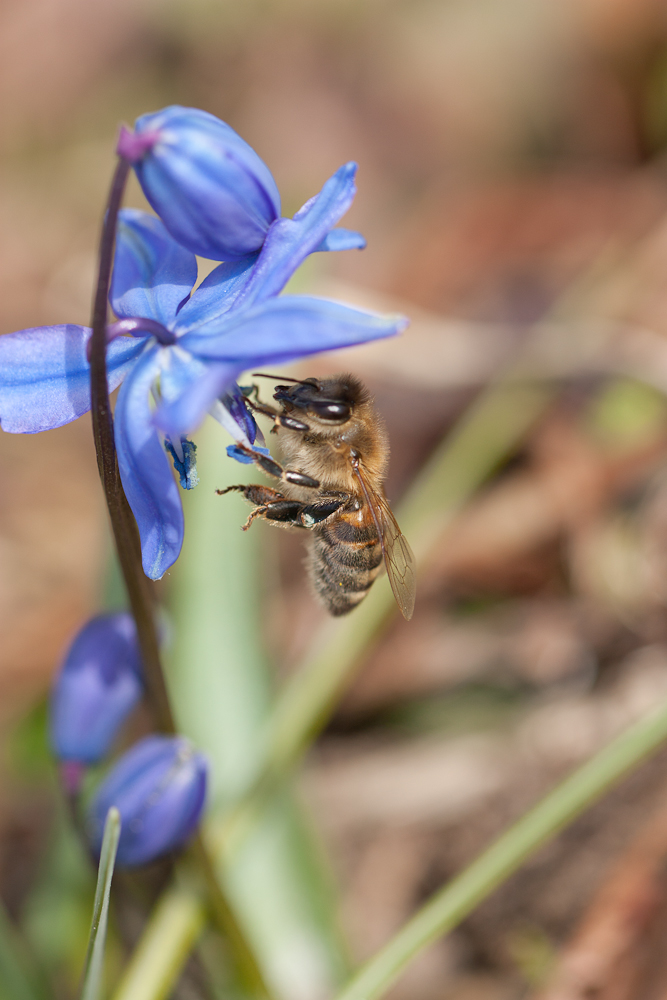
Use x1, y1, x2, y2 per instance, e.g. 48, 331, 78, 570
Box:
89, 155, 175, 736
88, 155, 273, 1000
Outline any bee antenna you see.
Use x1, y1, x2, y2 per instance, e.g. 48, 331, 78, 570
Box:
252, 372, 317, 387
252, 372, 301, 382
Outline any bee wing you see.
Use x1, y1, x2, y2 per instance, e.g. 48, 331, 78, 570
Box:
354, 465, 416, 620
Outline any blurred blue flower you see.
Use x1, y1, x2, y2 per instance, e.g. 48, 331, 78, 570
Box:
89, 735, 208, 867
50, 614, 142, 765
0, 189, 406, 579
117, 105, 366, 262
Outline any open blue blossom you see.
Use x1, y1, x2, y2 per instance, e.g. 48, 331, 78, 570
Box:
117, 105, 365, 262
0, 165, 407, 581
50, 613, 143, 766
89, 735, 208, 867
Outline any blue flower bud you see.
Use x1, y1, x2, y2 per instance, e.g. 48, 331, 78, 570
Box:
118, 106, 281, 262
50, 614, 143, 765
89, 736, 208, 867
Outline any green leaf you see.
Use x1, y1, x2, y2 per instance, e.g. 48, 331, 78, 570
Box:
0, 898, 46, 1000
165, 416, 348, 997
79, 807, 121, 1000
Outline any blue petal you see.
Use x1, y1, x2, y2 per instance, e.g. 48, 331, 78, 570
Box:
115, 348, 184, 580
227, 443, 270, 465
0, 326, 147, 433
316, 228, 366, 252
221, 384, 258, 445
111, 209, 198, 324
230, 162, 362, 310
153, 362, 237, 441
174, 254, 259, 334
158, 345, 208, 405
132, 106, 281, 262
180, 295, 408, 366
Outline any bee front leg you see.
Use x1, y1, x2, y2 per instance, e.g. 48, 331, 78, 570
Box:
244, 396, 310, 434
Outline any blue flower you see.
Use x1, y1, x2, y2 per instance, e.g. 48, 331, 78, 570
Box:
0, 166, 407, 580
50, 613, 143, 766
117, 105, 366, 262
89, 735, 208, 867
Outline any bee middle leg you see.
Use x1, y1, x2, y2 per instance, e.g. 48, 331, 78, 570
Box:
231, 442, 321, 490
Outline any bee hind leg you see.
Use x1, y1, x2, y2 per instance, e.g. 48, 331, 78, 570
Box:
217, 482, 310, 531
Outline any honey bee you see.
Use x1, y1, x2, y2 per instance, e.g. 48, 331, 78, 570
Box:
217, 373, 416, 620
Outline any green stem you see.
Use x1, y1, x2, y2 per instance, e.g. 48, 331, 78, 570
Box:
332, 698, 667, 1000
189, 835, 274, 999
111, 890, 207, 1000
88, 156, 175, 735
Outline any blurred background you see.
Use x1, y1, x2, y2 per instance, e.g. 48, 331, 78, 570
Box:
6, 0, 667, 998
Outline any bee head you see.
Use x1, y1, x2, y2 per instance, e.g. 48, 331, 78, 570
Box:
273, 374, 367, 424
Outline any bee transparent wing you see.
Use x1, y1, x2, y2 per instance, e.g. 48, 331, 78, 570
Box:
374, 493, 417, 620
355, 465, 416, 620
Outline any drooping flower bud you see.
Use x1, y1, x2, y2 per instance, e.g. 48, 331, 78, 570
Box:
50, 614, 143, 765
89, 735, 208, 867
117, 106, 281, 262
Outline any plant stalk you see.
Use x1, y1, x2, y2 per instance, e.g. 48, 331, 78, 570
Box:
88, 155, 175, 736
88, 154, 272, 1000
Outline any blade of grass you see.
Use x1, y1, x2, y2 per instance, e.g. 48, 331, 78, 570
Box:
79, 807, 121, 1000
331, 696, 667, 1000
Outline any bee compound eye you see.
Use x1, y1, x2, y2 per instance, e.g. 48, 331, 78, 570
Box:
311, 401, 350, 421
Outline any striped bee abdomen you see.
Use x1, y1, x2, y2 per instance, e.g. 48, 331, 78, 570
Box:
307, 513, 383, 616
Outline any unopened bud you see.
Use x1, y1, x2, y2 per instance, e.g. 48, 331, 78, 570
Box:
50, 614, 143, 765
119, 105, 281, 261
89, 735, 208, 867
